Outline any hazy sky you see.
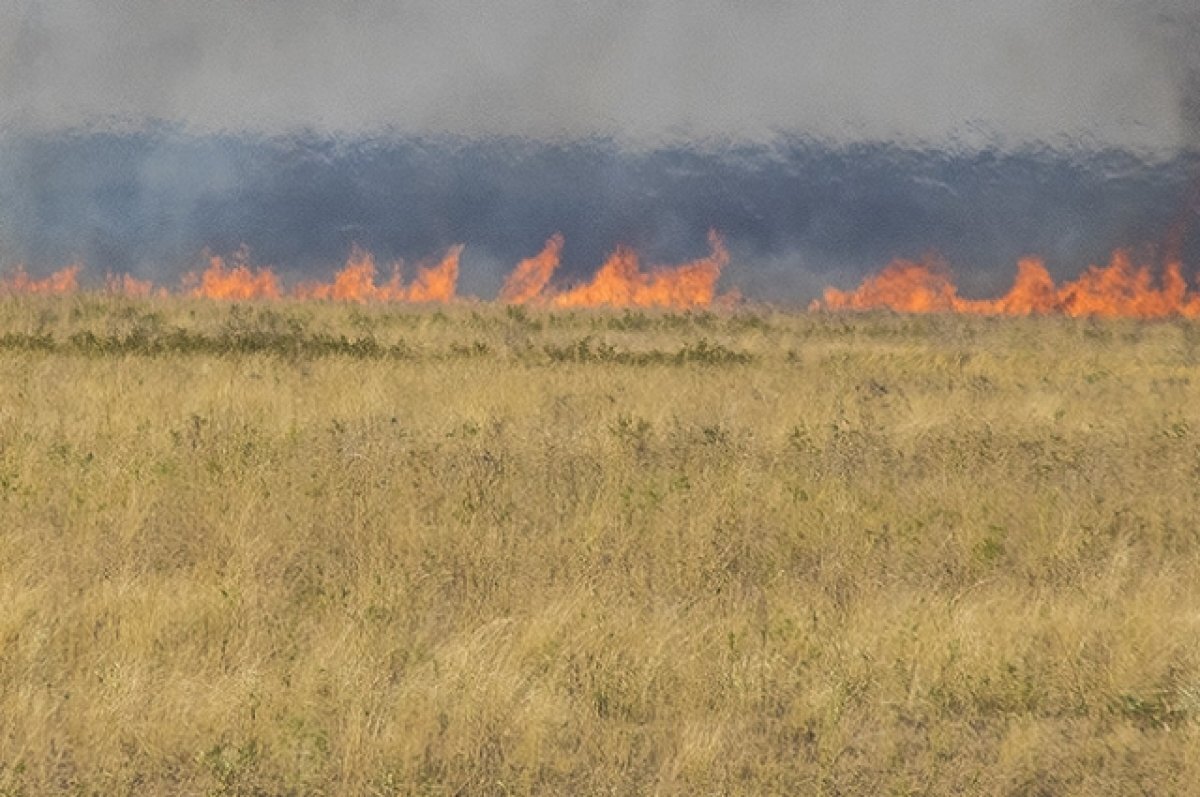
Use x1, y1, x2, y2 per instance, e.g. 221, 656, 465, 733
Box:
2, 0, 1198, 150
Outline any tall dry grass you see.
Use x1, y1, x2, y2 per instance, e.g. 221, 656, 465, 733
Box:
0, 296, 1198, 794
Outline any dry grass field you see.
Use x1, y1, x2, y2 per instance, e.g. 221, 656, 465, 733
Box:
1, 296, 1199, 795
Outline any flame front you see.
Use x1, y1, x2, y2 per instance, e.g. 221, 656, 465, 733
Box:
552, 231, 729, 309
11, 235, 1200, 319
815, 251, 1200, 319
818, 257, 960, 314
184, 244, 463, 303
186, 250, 282, 301
405, 245, 461, 303
1, 264, 81, 295
502, 231, 730, 309
293, 247, 405, 302
1052, 254, 1200, 318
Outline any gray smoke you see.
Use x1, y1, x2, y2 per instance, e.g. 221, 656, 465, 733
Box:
0, 133, 1193, 300
1161, 5, 1200, 147
0, 1, 1192, 151
1136, 2, 1200, 246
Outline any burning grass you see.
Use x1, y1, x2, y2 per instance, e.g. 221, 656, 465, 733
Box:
815, 249, 1200, 318
1, 232, 730, 311
1, 297, 1199, 794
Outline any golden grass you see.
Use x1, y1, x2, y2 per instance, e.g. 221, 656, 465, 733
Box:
0, 296, 1198, 794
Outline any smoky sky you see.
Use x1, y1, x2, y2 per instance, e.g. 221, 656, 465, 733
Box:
2, 132, 1196, 301
2, 2, 1200, 299
2, 0, 1197, 149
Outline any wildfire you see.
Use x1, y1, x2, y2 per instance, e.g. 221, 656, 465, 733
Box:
500, 234, 563, 304
186, 249, 282, 301
0, 264, 81, 296
815, 251, 1200, 319
11, 235, 1200, 319
293, 247, 404, 302
502, 231, 730, 309
405, 245, 462, 303
293, 245, 462, 303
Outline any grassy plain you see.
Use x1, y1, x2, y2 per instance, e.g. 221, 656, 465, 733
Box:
0, 296, 1199, 795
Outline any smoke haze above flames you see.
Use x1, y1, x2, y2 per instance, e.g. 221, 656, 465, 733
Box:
2, 0, 1197, 150
1, 1, 1199, 301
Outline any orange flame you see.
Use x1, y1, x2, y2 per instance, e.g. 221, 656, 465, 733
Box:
185, 249, 282, 300
552, 231, 729, 309
816, 251, 1200, 319
293, 245, 461, 303
405, 245, 462, 303
1053, 253, 1200, 318
969, 258, 1059, 316
818, 256, 961, 314
293, 246, 405, 302
500, 234, 563, 304
14, 238, 1199, 319
501, 231, 730, 309
0, 264, 81, 295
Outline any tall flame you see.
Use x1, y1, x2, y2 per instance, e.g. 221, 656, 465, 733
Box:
405, 245, 462, 303
500, 234, 563, 304
0, 264, 81, 296
816, 251, 1200, 319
